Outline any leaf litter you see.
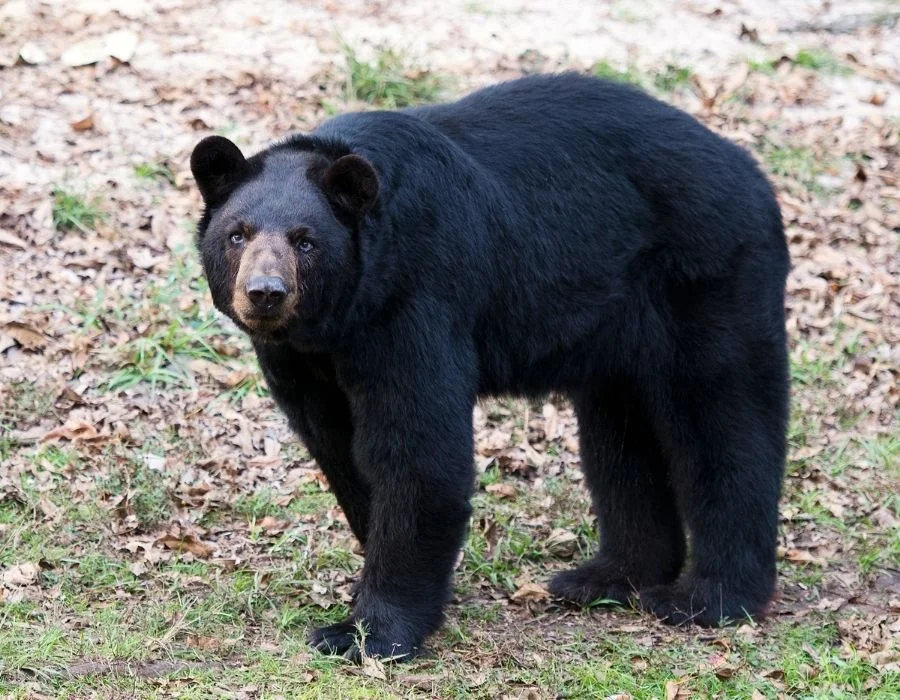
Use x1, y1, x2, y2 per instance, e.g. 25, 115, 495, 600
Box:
0, 0, 898, 696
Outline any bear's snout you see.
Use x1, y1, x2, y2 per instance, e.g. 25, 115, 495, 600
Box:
246, 275, 288, 313
232, 233, 299, 333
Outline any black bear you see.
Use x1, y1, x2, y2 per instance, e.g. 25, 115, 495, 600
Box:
190, 72, 789, 660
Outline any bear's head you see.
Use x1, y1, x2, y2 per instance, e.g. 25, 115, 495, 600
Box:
190, 135, 378, 345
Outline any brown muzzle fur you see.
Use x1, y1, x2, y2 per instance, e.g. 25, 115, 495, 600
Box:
232, 233, 299, 330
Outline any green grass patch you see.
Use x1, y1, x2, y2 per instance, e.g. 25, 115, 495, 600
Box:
593, 61, 693, 94
234, 487, 286, 521
344, 46, 445, 108
765, 145, 823, 185
104, 261, 235, 392
793, 48, 853, 75
761, 144, 833, 196
592, 60, 645, 86
134, 161, 176, 186
97, 453, 172, 531
747, 57, 777, 75
863, 434, 900, 473
105, 316, 225, 391
51, 187, 105, 233
653, 63, 693, 92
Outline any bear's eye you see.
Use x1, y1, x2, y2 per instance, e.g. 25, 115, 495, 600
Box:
297, 239, 314, 253
229, 232, 245, 246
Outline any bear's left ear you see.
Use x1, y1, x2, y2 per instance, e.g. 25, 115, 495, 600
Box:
322, 154, 379, 219
190, 136, 248, 206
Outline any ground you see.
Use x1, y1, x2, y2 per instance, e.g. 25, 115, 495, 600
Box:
0, 0, 898, 698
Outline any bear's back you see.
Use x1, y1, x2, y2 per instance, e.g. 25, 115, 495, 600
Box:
308, 74, 786, 393
317, 73, 780, 264
414, 73, 778, 251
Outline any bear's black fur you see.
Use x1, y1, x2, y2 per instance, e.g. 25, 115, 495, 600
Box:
190, 73, 790, 660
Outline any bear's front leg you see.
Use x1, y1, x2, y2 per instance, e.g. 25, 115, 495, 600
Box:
254, 343, 372, 545
308, 329, 476, 661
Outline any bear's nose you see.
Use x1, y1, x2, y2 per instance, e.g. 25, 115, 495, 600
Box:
246, 275, 288, 312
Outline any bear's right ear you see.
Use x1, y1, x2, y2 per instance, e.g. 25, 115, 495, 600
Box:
190, 136, 248, 206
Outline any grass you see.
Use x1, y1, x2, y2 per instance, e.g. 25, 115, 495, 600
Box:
234, 488, 287, 521
2, 580, 896, 698
653, 63, 693, 92
592, 61, 693, 94
5, 40, 898, 700
747, 48, 855, 77
747, 57, 778, 75
790, 342, 842, 387
2, 389, 898, 697
793, 48, 853, 75
134, 161, 176, 186
344, 47, 445, 108
51, 187, 105, 233
105, 316, 225, 391
863, 434, 900, 473
592, 60, 644, 86
1, 381, 56, 426
102, 257, 240, 392
97, 451, 172, 531
763, 144, 829, 195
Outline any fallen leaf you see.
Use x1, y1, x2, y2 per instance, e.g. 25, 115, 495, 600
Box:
467, 671, 488, 688
142, 454, 166, 472
129, 561, 148, 577
714, 663, 737, 679
105, 29, 139, 62
784, 548, 829, 566
38, 496, 62, 522
481, 428, 512, 454
1, 563, 39, 587
43, 418, 99, 442
3, 321, 47, 350
545, 528, 578, 558
186, 634, 222, 651
486, 482, 518, 498
510, 582, 550, 603
257, 516, 291, 534
126, 246, 164, 270
870, 650, 900, 671
61, 30, 139, 67
155, 533, 215, 558
0, 229, 28, 249
665, 680, 687, 700
542, 402, 558, 440
816, 596, 847, 612
19, 42, 48, 65
61, 37, 109, 67
70, 115, 94, 131
360, 654, 387, 680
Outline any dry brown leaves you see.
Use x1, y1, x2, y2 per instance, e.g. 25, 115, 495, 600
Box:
0, 1, 897, 687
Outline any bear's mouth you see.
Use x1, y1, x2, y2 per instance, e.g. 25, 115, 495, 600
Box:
237, 313, 290, 336
230, 319, 287, 346
231, 287, 299, 337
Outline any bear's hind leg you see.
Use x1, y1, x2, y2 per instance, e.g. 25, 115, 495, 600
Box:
639, 351, 788, 627
548, 382, 686, 606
